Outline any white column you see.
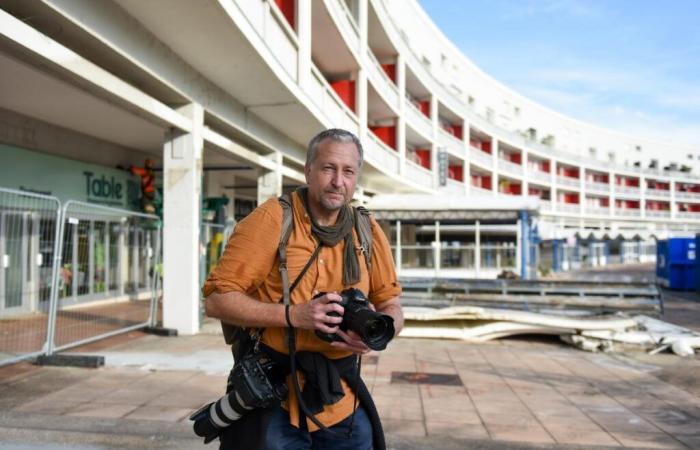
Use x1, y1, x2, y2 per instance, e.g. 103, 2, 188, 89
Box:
491, 139, 498, 193
395, 220, 402, 275
463, 120, 470, 195
396, 53, 406, 175
430, 95, 439, 188
357, 0, 368, 143
475, 220, 481, 277
296, 0, 312, 90
670, 180, 677, 219
257, 151, 283, 205
522, 147, 529, 197
609, 170, 616, 216
163, 103, 204, 335
579, 166, 586, 216
551, 160, 558, 212
640, 175, 646, 218
434, 220, 441, 275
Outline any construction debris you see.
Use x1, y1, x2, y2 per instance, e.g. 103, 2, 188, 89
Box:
400, 306, 700, 357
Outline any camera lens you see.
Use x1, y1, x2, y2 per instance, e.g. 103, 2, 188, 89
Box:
365, 317, 388, 340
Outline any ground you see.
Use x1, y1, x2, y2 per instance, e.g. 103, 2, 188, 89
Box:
0, 264, 699, 450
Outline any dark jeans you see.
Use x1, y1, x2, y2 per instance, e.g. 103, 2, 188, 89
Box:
264, 405, 372, 450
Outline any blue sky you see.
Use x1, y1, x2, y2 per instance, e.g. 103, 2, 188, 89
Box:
418, 0, 700, 147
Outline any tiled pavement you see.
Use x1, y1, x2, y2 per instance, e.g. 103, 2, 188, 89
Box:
1, 321, 699, 449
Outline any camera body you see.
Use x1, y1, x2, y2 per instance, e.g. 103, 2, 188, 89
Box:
190, 348, 287, 444
315, 288, 395, 351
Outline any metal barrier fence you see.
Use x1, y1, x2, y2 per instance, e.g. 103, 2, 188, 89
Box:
0, 188, 62, 366
0, 187, 161, 367
48, 201, 161, 354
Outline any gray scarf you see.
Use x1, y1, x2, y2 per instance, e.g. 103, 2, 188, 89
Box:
298, 187, 360, 286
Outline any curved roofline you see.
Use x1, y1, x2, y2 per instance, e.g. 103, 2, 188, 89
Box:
398, 0, 696, 152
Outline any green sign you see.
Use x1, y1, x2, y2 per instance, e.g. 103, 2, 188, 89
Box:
0, 144, 141, 210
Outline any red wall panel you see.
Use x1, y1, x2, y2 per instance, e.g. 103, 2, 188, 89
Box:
330, 80, 356, 112
448, 164, 463, 181
274, 0, 295, 29
370, 126, 397, 150
414, 149, 431, 169
381, 64, 396, 83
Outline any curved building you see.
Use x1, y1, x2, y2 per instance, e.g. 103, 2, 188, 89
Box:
0, 0, 695, 333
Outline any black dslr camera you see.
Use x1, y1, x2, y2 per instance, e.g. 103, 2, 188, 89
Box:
315, 288, 395, 351
189, 349, 287, 444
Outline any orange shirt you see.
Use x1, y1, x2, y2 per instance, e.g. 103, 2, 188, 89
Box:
202, 191, 401, 429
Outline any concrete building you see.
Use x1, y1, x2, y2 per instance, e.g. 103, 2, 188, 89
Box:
1, 0, 698, 334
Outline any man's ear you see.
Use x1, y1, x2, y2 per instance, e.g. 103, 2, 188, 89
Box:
304, 164, 311, 183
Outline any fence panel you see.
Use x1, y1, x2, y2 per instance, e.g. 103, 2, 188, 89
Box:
48, 201, 160, 353
0, 187, 62, 367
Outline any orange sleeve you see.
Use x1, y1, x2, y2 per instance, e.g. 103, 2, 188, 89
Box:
367, 216, 402, 304
130, 166, 146, 177
202, 198, 282, 297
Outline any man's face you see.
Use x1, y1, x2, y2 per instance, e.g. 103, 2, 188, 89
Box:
304, 139, 360, 213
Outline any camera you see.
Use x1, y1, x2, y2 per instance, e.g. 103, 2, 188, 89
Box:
315, 288, 395, 351
190, 349, 287, 444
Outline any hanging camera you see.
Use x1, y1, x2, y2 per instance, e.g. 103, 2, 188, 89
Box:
190, 348, 288, 444
315, 288, 395, 351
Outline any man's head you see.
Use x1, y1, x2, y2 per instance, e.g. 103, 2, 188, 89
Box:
304, 129, 363, 216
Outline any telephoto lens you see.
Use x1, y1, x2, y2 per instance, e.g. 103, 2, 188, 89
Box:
190, 350, 288, 444
315, 288, 395, 351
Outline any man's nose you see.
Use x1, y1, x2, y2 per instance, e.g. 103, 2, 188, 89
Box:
331, 171, 343, 187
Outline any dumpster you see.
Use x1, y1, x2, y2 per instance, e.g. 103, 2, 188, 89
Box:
657, 238, 696, 290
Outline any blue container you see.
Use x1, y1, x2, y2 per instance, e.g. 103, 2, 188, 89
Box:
657, 238, 697, 290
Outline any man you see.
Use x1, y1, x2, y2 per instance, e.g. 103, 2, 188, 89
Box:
203, 128, 403, 450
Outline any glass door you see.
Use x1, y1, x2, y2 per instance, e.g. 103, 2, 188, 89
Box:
0, 212, 29, 313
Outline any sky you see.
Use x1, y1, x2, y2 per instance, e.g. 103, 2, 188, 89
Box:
418, 0, 700, 147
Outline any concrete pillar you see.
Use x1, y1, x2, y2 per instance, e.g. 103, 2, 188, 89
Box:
434, 220, 441, 274
297, 0, 312, 90
463, 120, 470, 195
491, 139, 499, 193
163, 103, 204, 335
609, 170, 616, 216
396, 53, 406, 176
357, 0, 368, 142
257, 151, 283, 205
522, 147, 529, 197
670, 179, 677, 219
551, 160, 557, 212
430, 96, 439, 188
475, 220, 481, 277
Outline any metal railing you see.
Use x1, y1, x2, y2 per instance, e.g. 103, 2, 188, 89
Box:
0, 187, 162, 367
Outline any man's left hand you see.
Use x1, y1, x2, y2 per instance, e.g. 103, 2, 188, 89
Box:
331, 329, 371, 355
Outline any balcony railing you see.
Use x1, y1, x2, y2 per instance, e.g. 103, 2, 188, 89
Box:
586, 182, 609, 194
365, 49, 399, 109
498, 159, 524, 177
614, 185, 641, 196
616, 208, 642, 217
677, 211, 700, 219
405, 159, 434, 188
308, 66, 358, 133
646, 188, 671, 198
539, 200, 552, 211
445, 178, 464, 194
469, 146, 493, 167
365, 131, 400, 175
471, 185, 494, 196
556, 175, 580, 188
327, 0, 360, 55
676, 191, 700, 200
557, 203, 581, 214
586, 206, 610, 216
646, 210, 671, 218
528, 168, 551, 183
437, 128, 463, 156
405, 100, 433, 138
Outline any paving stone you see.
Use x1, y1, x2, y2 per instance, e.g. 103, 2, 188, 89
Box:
382, 419, 426, 437
609, 432, 688, 449
545, 427, 621, 446
425, 421, 489, 439
65, 402, 138, 418
485, 423, 555, 444
125, 405, 193, 422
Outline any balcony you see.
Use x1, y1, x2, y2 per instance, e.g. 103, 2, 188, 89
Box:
469, 146, 493, 168
239, 0, 299, 80
498, 159, 524, 177
540, 200, 552, 211
437, 128, 463, 156
646, 188, 671, 198
556, 175, 580, 188
365, 49, 399, 110
327, 0, 360, 55
557, 203, 581, 214
586, 206, 610, 216
614, 185, 641, 196
646, 210, 671, 218
405, 159, 433, 188
528, 168, 551, 183
365, 131, 399, 175
405, 100, 433, 138
471, 185, 494, 196
445, 178, 464, 194
586, 182, 609, 194
676, 191, 700, 200
308, 66, 358, 133
677, 211, 700, 220
616, 208, 642, 217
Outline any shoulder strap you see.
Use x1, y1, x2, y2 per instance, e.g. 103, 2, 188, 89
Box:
354, 205, 373, 274
278, 194, 294, 307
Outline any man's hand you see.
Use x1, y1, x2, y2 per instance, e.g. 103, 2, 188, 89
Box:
290, 292, 344, 334
331, 329, 371, 355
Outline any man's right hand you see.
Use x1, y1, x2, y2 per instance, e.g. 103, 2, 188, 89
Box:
290, 292, 344, 333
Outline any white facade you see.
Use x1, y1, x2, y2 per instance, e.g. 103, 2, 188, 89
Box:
0, 0, 698, 332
